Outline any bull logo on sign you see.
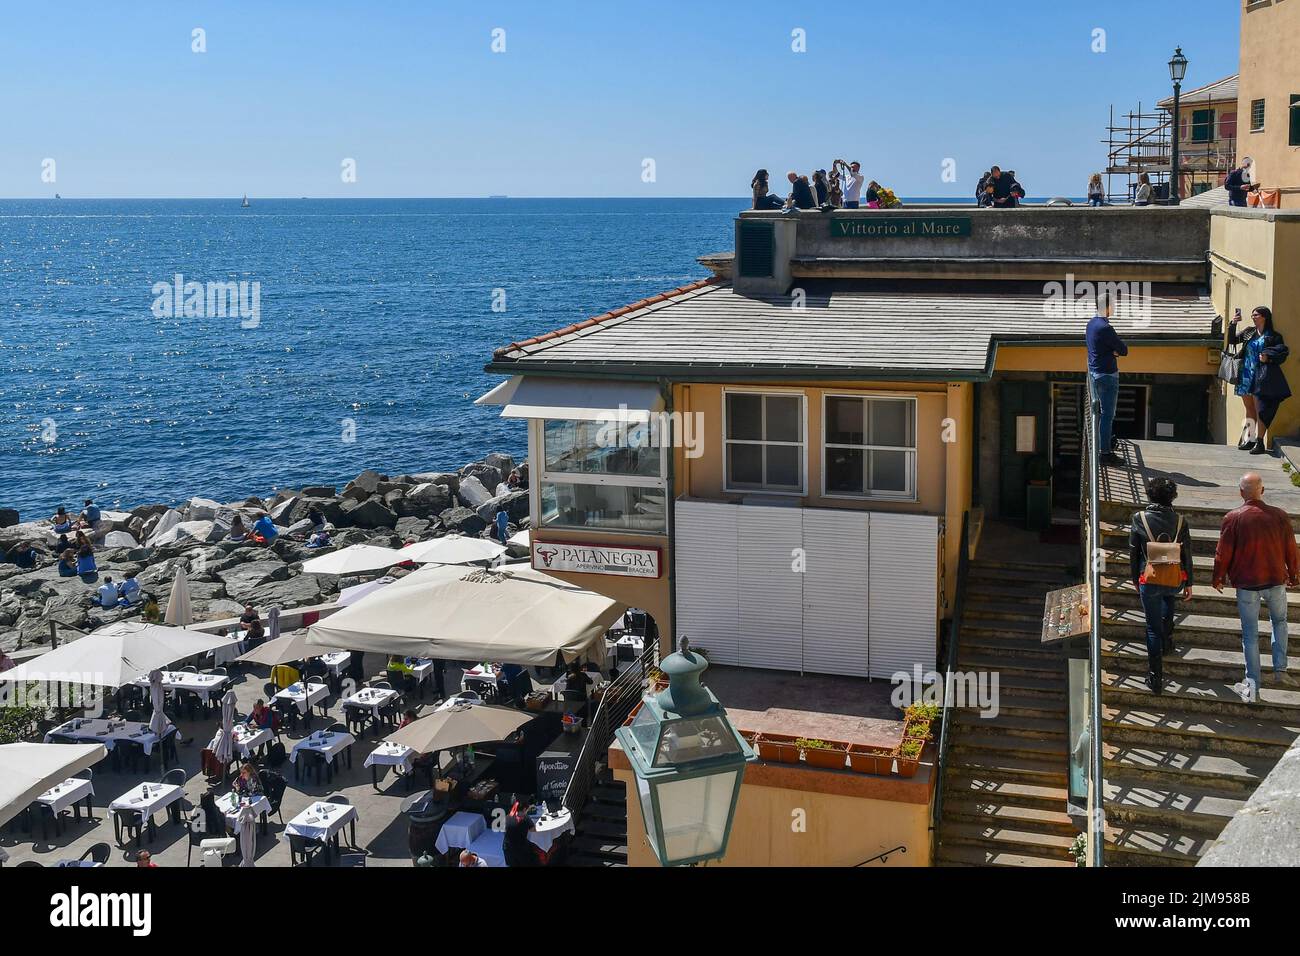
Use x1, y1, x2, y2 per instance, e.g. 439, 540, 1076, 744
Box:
535, 547, 558, 568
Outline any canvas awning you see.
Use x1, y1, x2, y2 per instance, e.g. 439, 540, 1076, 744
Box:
305, 563, 626, 665
475, 375, 663, 421
0, 742, 107, 828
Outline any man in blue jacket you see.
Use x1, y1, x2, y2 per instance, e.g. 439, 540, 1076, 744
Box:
1086, 290, 1128, 465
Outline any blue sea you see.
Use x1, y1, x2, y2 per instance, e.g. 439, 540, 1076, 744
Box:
0, 196, 1068, 520
0, 198, 740, 519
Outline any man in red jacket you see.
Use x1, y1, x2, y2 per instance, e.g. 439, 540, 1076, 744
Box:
1212, 472, 1300, 700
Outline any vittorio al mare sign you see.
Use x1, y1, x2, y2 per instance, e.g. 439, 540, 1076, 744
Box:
532, 542, 662, 578
831, 216, 971, 238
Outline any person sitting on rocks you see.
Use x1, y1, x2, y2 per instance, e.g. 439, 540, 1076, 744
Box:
57, 548, 78, 577
97, 575, 118, 609
306, 527, 331, 549
117, 572, 142, 606
74, 529, 91, 552
79, 498, 102, 532
7, 541, 38, 569
75, 543, 97, 580
250, 512, 278, 544
307, 506, 326, 532
55, 533, 71, 554
51, 506, 74, 535
228, 514, 248, 541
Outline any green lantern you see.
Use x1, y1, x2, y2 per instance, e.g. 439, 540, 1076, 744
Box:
615, 638, 756, 867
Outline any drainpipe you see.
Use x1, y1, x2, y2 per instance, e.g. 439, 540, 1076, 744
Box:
662, 377, 676, 661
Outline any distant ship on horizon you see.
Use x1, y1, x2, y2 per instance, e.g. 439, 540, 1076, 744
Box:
487, 194, 508, 199
241, 195, 250, 208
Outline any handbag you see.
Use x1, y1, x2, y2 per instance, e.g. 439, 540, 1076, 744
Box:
1138, 512, 1184, 588
1217, 345, 1242, 384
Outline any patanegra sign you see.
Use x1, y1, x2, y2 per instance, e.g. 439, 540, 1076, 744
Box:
532, 541, 661, 578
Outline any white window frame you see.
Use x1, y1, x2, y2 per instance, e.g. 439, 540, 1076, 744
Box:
531, 417, 668, 536
820, 392, 918, 502
722, 388, 808, 495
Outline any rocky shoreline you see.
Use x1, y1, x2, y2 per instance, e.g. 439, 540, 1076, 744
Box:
0, 453, 530, 655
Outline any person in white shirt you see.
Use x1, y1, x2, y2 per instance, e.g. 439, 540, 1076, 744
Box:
459, 849, 488, 867
97, 576, 118, 608
118, 574, 142, 605
838, 160, 865, 209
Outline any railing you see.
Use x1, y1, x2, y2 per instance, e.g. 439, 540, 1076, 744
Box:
855, 845, 907, 867
929, 510, 971, 859
561, 638, 660, 818
1081, 398, 1105, 867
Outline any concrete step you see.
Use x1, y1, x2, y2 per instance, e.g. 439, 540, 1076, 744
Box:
954, 653, 1067, 681
1102, 577, 1300, 622
951, 730, 1067, 759
944, 774, 1070, 813
964, 598, 1049, 623
567, 835, 628, 864
960, 634, 1069, 661
973, 670, 1068, 700
943, 797, 1077, 837
1102, 547, 1214, 574
1098, 498, 1300, 533
936, 844, 1077, 867
965, 576, 1079, 601
944, 749, 1069, 787
1100, 521, 1225, 557
1103, 637, 1300, 682
1103, 778, 1243, 836
1104, 824, 1214, 866
1103, 669, 1300, 721
1102, 606, 1300, 643
1103, 704, 1300, 756
969, 559, 1077, 582
954, 710, 1068, 743
941, 820, 1076, 861
1104, 741, 1278, 794
977, 694, 1068, 721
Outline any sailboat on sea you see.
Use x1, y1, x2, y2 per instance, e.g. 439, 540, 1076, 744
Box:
241, 195, 250, 208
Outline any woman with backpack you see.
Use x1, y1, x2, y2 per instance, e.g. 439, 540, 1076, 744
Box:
1129, 477, 1194, 694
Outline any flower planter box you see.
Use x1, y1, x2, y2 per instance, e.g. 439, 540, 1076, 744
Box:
904, 719, 932, 741
755, 732, 802, 764
896, 740, 924, 778
799, 739, 850, 770
847, 745, 896, 775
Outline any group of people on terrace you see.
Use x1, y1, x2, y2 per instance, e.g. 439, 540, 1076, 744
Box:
751, 160, 899, 212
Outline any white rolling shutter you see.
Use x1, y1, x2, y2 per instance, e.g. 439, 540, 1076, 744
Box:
737, 505, 804, 671
867, 512, 939, 680
801, 508, 870, 676
673, 499, 740, 665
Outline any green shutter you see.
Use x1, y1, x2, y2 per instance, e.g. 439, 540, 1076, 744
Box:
737, 221, 775, 278
1290, 95, 1300, 147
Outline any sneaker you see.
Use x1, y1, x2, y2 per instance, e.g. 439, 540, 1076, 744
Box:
1270, 671, 1300, 689
1233, 678, 1259, 703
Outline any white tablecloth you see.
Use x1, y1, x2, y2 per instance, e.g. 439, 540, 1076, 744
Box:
342, 687, 398, 719
466, 829, 506, 867
528, 807, 575, 854
285, 801, 357, 842
109, 782, 183, 823
206, 637, 246, 667
46, 718, 161, 755
274, 680, 329, 715
434, 810, 487, 853
230, 724, 274, 759
321, 652, 352, 677
36, 777, 94, 815
132, 671, 229, 694
217, 791, 272, 828
364, 741, 415, 772
289, 730, 355, 765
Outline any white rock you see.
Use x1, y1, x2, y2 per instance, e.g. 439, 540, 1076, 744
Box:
149, 520, 215, 548
457, 475, 493, 511
102, 531, 139, 548
186, 497, 223, 521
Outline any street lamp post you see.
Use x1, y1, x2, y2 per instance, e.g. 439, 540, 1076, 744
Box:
1168, 47, 1188, 205
614, 637, 756, 867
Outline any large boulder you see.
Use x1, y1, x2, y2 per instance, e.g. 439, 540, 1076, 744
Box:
149, 509, 183, 541
460, 463, 503, 492
340, 496, 397, 529
102, 531, 139, 549
484, 453, 516, 476
395, 482, 451, 519
270, 495, 299, 526
394, 517, 433, 541
301, 485, 336, 498
475, 490, 530, 525
342, 469, 385, 501
0, 508, 20, 528
135, 557, 187, 592
130, 503, 169, 524
185, 497, 223, 521
216, 561, 290, 603
287, 496, 347, 527
439, 506, 487, 537
456, 475, 494, 511
243, 573, 328, 609
149, 520, 215, 549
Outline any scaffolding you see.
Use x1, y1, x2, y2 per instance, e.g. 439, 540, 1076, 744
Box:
1102, 102, 1237, 204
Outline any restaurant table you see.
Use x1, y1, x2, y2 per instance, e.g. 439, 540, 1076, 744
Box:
132, 670, 229, 694
108, 782, 184, 845
285, 801, 357, 862
364, 741, 416, 789
465, 829, 507, 867
527, 806, 575, 855
434, 810, 487, 854
321, 651, 353, 677
342, 686, 398, 723
30, 777, 95, 839
216, 790, 272, 835
46, 717, 161, 755
229, 723, 274, 760
290, 730, 355, 782
206, 636, 245, 668
273, 680, 329, 716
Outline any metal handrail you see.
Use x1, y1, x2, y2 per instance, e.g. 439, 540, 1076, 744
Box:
561, 640, 660, 818
1083, 398, 1105, 867
929, 509, 971, 857
855, 845, 907, 866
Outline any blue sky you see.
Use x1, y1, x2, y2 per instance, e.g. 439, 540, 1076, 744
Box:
0, 0, 1240, 198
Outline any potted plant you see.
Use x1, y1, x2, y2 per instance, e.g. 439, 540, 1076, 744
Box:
755, 732, 802, 764
1069, 833, 1087, 867
895, 737, 924, 778
904, 702, 941, 740
796, 737, 849, 770
847, 743, 895, 775
904, 718, 932, 741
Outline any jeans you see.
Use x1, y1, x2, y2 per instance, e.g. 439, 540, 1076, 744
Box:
1089, 371, 1119, 455
1139, 582, 1179, 673
1237, 585, 1289, 689
1088, 198, 1103, 207
844, 200, 859, 209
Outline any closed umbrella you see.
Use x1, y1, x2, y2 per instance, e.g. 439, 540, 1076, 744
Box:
306, 563, 624, 665
386, 702, 532, 755
236, 630, 330, 667
237, 803, 257, 867
212, 690, 236, 767
402, 534, 505, 565
0, 742, 107, 828
147, 669, 170, 738
301, 544, 401, 575
267, 605, 281, 643
164, 563, 194, 626
0, 621, 240, 689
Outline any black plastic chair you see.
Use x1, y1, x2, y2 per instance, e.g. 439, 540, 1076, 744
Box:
288, 832, 327, 867
258, 769, 287, 824
80, 842, 111, 866
16, 861, 43, 867
160, 768, 187, 789
157, 726, 179, 770
113, 739, 147, 775
342, 703, 371, 738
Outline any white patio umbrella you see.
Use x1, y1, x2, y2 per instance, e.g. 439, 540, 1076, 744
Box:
0, 742, 107, 828
386, 702, 532, 755
267, 605, 281, 643
306, 563, 625, 665
0, 621, 238, 689
147, 669, 170, 738
506, 529, 530, 549
401, 533, 506, 565
236, 629, 329, 667
237, 804, 257, 867
164, 563, 194, 626
337, 576, 396, 607
301, 544, 402, 575
211, 689, 236, 767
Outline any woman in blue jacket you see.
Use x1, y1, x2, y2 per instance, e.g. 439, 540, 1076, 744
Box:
1235, 306, 1291, 456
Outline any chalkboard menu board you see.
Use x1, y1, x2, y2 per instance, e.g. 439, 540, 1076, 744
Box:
536, 730, 588, 802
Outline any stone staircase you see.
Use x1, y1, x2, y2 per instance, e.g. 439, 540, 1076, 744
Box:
1097, 491, 1300, 865
565, 770, 629, 866
936, 557, 1078, 866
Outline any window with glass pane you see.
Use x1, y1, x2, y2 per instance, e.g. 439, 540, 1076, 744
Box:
539, 417, 666, 534
824, 396, 916, 498
543, 419, 661, 479
539, 480, 666, 533
1251, 98, 1265, 132
1190, 109, 1215, 143
724, 393, 804, 492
